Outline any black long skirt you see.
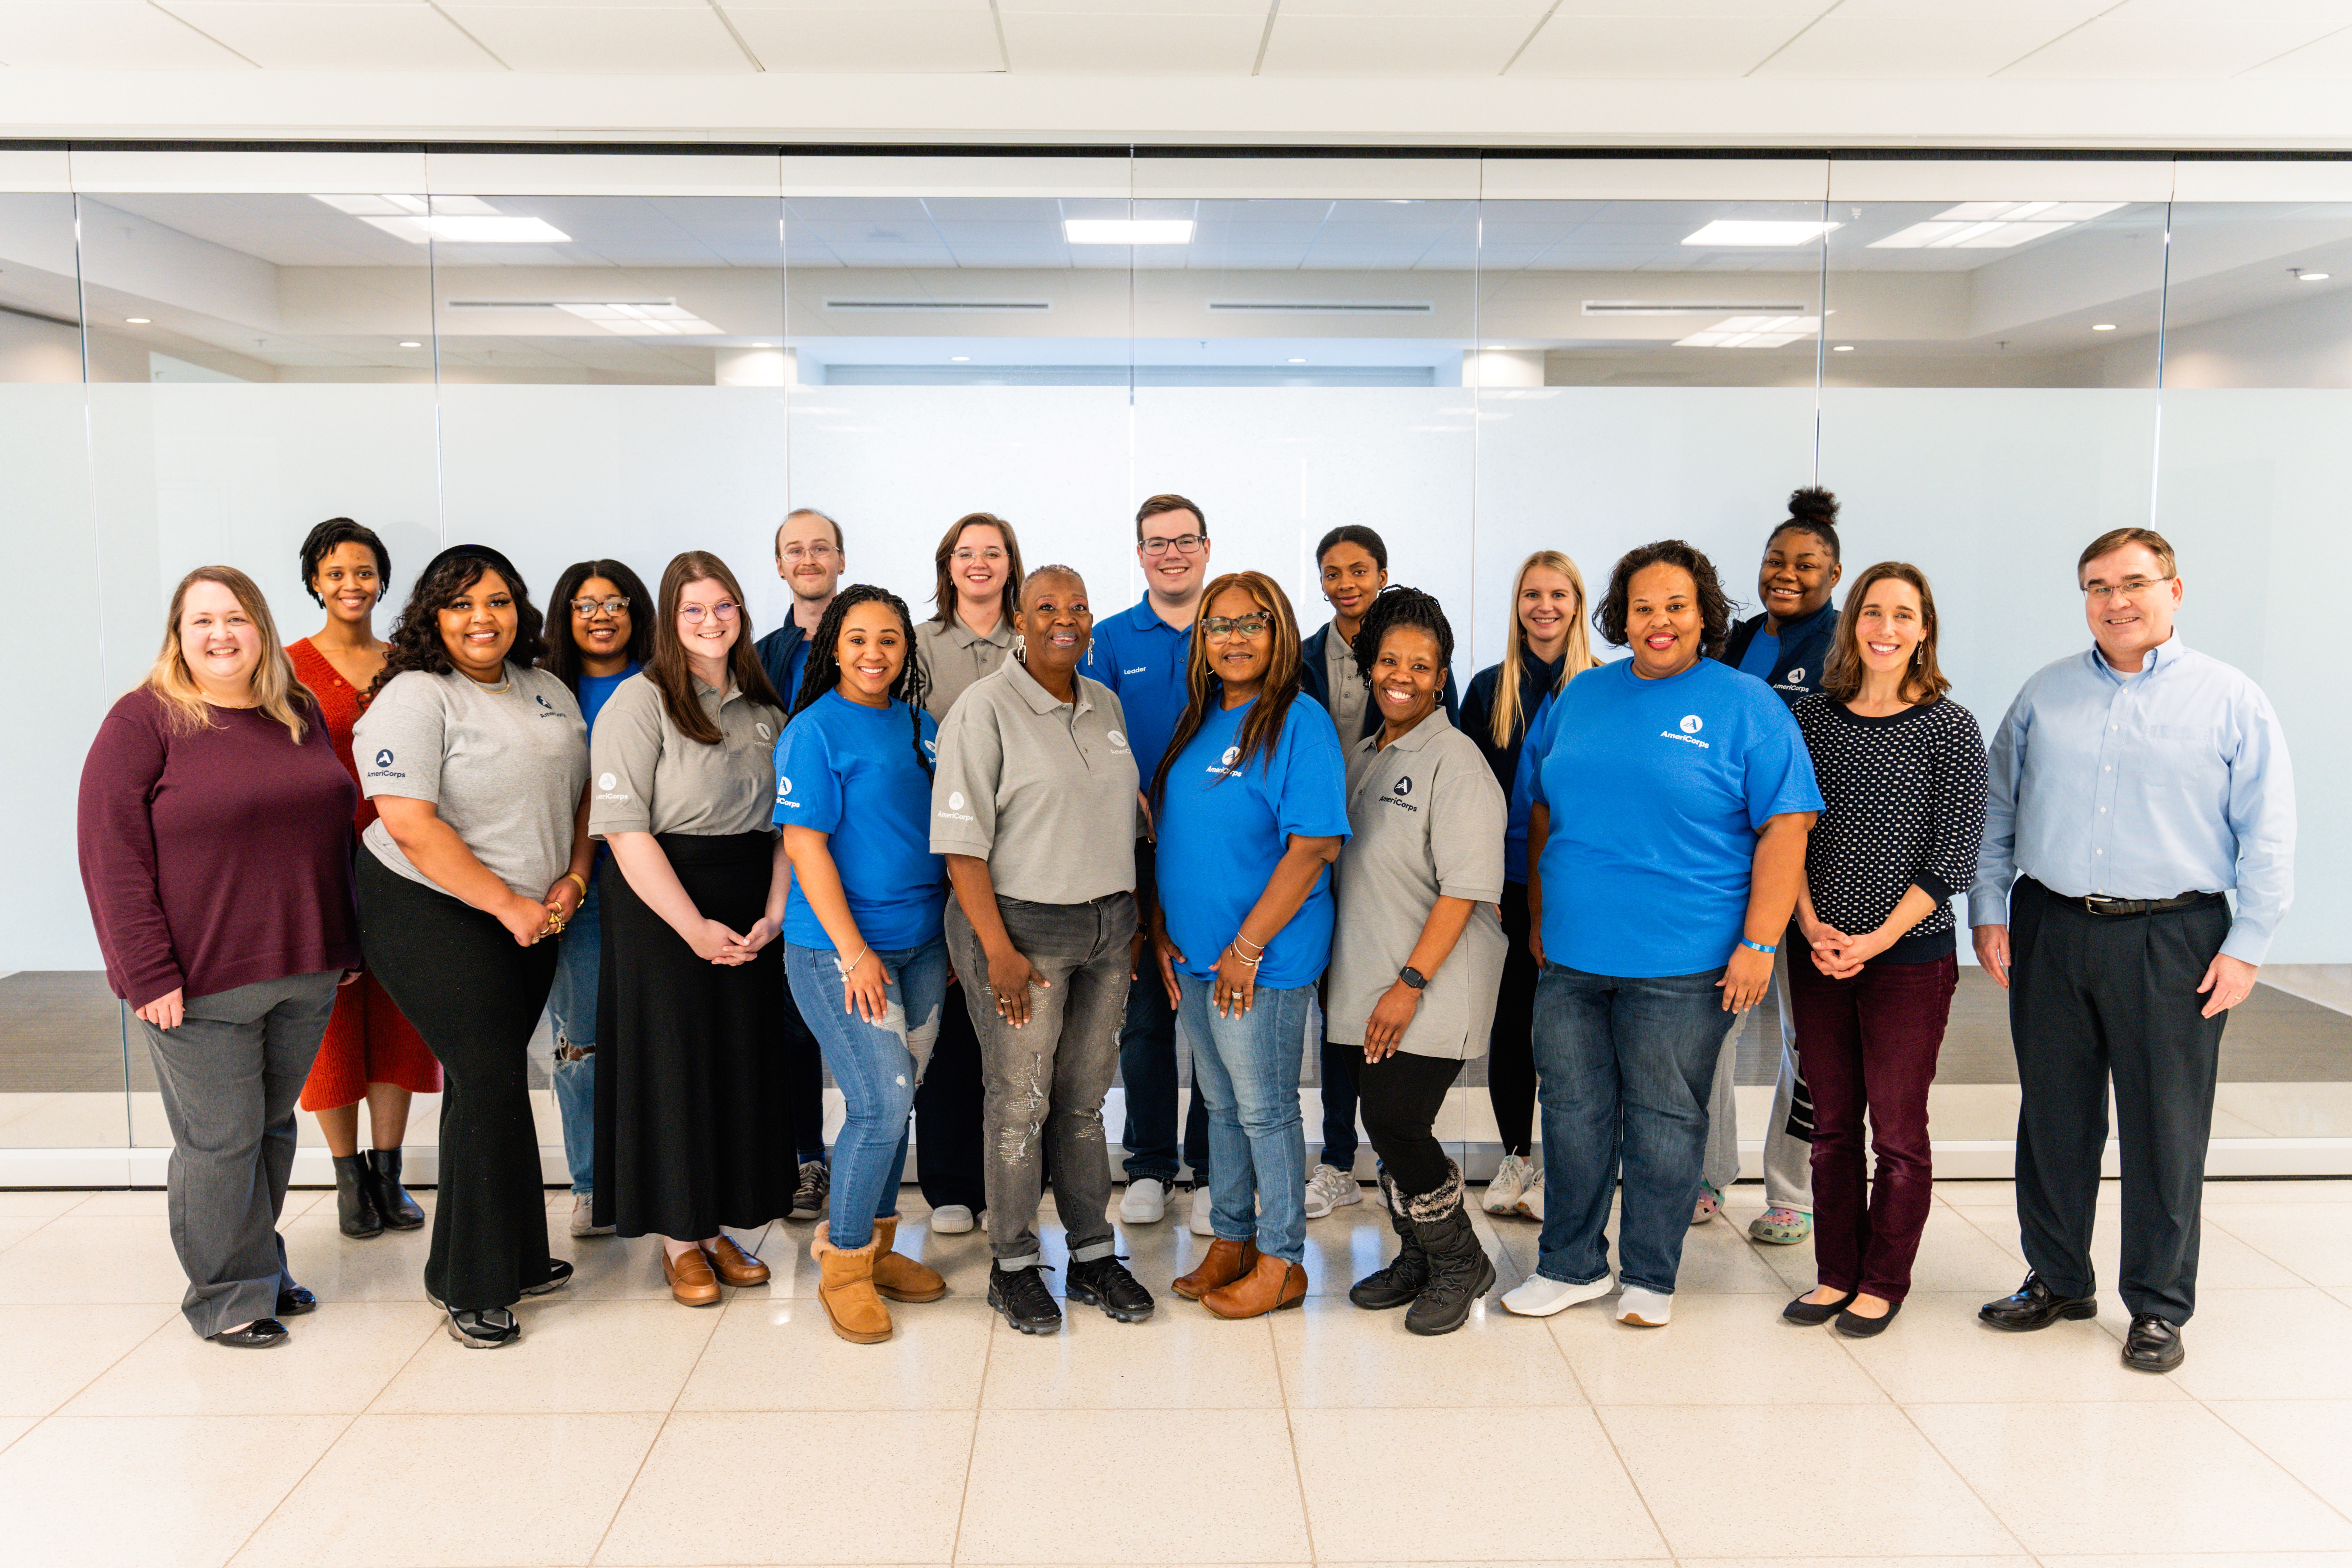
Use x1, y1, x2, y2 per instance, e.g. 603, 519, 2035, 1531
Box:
592, 831, 799, 1239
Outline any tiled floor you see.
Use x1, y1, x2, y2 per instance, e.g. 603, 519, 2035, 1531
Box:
4, 1180, 2352, 1567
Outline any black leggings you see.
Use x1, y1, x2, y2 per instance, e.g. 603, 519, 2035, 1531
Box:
1485, 881, 1538, 1157
1357, 1050, 1464, 1198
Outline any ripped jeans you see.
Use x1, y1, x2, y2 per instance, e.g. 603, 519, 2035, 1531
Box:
785, 934, 949, 1251
945, 893, 1135, 1271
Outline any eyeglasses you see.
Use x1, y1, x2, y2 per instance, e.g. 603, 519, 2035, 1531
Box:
678, 601, 740, 625
2081, 576, 2174, 603
1140, 533, 1206, 557
570, 596, 630, 618
951, 547, 1007, 566
1202, 614, 1271, 641
779, 543, 838, 563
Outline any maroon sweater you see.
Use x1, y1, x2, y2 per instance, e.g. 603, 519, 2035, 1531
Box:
78, 688, 361, 1010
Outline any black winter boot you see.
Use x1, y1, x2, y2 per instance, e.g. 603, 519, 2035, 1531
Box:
365, 1147, 426, 1230
333, 1153, 383, 1238
1348, 1172, 1429, 1311
1401, 1162, 1495, 1337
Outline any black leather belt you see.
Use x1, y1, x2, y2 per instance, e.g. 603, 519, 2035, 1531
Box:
2071, 890, 2223, 918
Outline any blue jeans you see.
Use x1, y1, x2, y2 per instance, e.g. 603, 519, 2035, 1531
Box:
1119, 973, 1210, 1184
1531, 961, 1736, 1297
545, 879, 602, 1196
1177, 972, 1312, 1265
785, 935, 949, 1251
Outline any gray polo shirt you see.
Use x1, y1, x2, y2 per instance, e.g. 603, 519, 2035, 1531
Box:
356, 664, 587, 899
930, 656, 1139, 905
914, 612, 1016, 722
1327, 711, 1507, 1059
1325, 630, 1370, 744
588, 672, 785, 839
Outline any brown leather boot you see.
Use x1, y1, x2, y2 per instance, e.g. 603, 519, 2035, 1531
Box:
1172, 1236, 1259, 1301
1202, 1251, 1309, 1320
702, 1234, 770, 1287
869, 1215, 947, 1304
811, 1222, 892, 1344
663, 1243, 721, 1308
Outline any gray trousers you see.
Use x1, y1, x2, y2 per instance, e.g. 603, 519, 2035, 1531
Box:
1702, 950, 1815, 1213
945, 892, 1134, 1270
137, 970, 341, 1337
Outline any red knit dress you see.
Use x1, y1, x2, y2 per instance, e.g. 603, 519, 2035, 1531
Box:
290, 638, 444, 1108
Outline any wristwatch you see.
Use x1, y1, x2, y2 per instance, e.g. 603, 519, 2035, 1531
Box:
1398, 966, 1428, 991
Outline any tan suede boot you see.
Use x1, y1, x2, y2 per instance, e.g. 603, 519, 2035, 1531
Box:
870, 1214, 948, 1304
810, 1221, 892, 1344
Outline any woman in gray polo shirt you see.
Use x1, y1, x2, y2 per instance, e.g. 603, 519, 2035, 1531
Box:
930, 564, 1156, 1337
1329, 589, 1509, 1336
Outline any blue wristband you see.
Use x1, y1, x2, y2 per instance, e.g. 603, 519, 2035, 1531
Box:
1738, 937, 1777, 955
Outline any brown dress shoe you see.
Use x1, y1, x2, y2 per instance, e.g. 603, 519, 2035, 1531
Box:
702, 1235, 770, 1288
869, 1215, 947, 1304
811, 1221, 892, 1344
1202, 1251, 1308, 1320
663, 1243, 721, 1307
1172, 1236, 1260, 1301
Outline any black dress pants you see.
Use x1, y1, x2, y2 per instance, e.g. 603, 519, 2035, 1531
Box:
915, 976, 988, 1212
1486, 881, 1539, 1158
2009, 876, 2233, 1325
1357, 1050, 1464, 1197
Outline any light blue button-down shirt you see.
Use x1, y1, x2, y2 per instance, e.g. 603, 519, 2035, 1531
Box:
1968, 633, 2295, 964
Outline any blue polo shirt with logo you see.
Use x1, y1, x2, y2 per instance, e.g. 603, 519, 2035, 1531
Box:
1527, 657, 1820, 977
1086, 598, 1193, 781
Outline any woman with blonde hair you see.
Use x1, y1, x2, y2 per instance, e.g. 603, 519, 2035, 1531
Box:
1459, 549, 1601, 1220
79, 567, 362, 1346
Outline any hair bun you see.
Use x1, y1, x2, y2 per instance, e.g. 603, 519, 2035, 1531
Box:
1787, 487, 1839, 524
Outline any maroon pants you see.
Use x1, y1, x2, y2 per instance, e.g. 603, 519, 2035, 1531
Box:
1787, 951, 1958, 1303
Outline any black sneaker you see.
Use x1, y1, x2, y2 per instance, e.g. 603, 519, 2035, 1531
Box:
987, 1263, 1063, 1335
789, 1160, 829, 1222
1065, 1255, 1155, 1324
520, 1259, 574, 1297
445, 1306, 520, 1349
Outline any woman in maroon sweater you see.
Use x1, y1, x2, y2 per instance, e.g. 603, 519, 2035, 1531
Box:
78, 566, 362, 1349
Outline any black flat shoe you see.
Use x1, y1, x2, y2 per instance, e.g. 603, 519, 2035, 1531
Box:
1979, 1272, 2098, 1331
365, 1148, 426, 1230
212, 1319, 289, 1348
1783, 1289, 1857, 1325
333, 1153, 382, 1238
2122, 1312, 2184, 1373
520, 1259, 574, 1297
1836, 1300, 1902, 1338
275, 1284, 317, 1317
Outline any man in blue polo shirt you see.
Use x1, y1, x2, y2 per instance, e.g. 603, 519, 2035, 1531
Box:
1089, 493, 1215, 1230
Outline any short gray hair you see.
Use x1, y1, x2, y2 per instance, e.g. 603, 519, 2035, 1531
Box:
776, 507, 842, 555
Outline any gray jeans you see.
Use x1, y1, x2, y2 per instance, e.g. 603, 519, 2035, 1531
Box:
137, 970, 341, 1337
945, 892, 1135, 1270
1702, 949, 1814, 1214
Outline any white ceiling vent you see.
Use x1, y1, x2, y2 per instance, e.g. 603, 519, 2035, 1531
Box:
1584, 300, 1809, 316
1207, 300, 1435, 316
822, 299, 1052, 313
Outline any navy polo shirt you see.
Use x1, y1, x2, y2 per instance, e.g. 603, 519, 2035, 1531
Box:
1086, 598, 1193, 781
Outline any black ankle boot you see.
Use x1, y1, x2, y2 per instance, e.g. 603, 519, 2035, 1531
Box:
1401, 1163, 1495, 1337
1348, 1173, 1429, 1311
333, 1153, 383, 1238
365, 1148, 425, 1230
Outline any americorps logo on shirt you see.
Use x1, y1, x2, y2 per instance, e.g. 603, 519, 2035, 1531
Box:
755, 721, 773, 741
1785, 667, 1806, 685
1381, 773, 1420, 814
1205, 743, 1242, 778
774, 774, 798, 810
1106, 730, 1128, 750
534, 692, 560, 716
923, 738, 938, 758
1124, 666, 1147, 677
1663, 713, 1711, 749
937, 788, 975, 824
365, 747, 404, 781
596, 766, 631, 805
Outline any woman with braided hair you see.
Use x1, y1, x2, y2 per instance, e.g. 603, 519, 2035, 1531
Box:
774, 585, 954, 1342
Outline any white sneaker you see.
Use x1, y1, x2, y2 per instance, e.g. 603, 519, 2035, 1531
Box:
1303, 1163, 1361, 1219
1119, 1177, 1171, 1224
1483, 1152, 1534, 1215
1188, 1183, 1216, 1237
569, 1194, 613, 1238
929, 1204, 975, 1235
1515, 1166, 1544, 1222
1499, 1273, 1613, 1317
1617, 1285, 1673, 1326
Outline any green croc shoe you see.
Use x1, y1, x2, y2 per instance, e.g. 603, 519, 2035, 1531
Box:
1748, 1206, 1812, 1245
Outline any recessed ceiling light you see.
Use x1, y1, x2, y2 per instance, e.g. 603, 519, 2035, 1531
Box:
125, 317, 150, 324
1832, 344, 1854, 351
1287, 357, 1306, 364
1682, 220, 1841, 248
2092, 323, 2117, 331
752, 342, 772, 348
950, 356, 970, 362
1063, 219, 1194, 245
1675, 315, 1820, 348
398, 340, 422, 347
2298, 271, 2330, 281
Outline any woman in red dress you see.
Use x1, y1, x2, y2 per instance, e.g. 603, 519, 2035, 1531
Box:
288, 518, 443, 1239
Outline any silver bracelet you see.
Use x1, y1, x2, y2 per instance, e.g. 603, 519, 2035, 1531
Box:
834, 946, 869, 977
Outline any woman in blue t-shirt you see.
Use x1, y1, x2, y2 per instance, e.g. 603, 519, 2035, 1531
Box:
1149, 571, 1351, 1320
1500, 540, 1821, 1329
774, 585, 953, 1344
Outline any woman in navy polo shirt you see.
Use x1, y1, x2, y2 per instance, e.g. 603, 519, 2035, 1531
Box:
1500, 540, 1820, 1328
1150, 571, 1351, 1321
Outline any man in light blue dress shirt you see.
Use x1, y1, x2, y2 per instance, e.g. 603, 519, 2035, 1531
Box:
1969, 527, 2295, 1375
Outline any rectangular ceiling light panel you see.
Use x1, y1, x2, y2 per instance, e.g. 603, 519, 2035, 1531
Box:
1583, 300, 1809, 315
1675, 315, 1820, 348
1869, 201, 2124, 250
441, 298, 717, 336
1064, 219, 1196, 245
1206, 300, 1435, 315
1680, 220, 1840, 247
312, 193, 568, 245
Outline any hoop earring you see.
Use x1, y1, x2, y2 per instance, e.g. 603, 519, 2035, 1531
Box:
1012, 632, 1027, 663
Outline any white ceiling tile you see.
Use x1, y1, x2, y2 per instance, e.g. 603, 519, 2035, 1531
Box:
1829, 0, 2109, 16
0, 1, 252, 67
1259, 14, 1535, 74
437, 4, 752, 71
1755, 16, 2089, 76
995, 0, 1262, 13
1543, 0, 1819, 15
2239, 22, 2352, 72
719, 8, 1000, 69
2001, 14, 2344, 76
996, 11, 1266, 72
1508, 15, 1804, 76
1279, 0, 1549, 14
155, 3, 501, 70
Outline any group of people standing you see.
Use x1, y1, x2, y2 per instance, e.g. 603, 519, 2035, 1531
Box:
75, 484, 2294, 1375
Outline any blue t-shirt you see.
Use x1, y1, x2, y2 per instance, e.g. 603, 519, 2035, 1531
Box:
1735, 630, 1781, 682
1155, 694, 1351, 991
781, 638, 811, 707
772, 692, 946, 952
1086, 599, 1193, 781
1528, 658, 1822, 978
1505, 689, 1561, 885
577, 663, 640, 735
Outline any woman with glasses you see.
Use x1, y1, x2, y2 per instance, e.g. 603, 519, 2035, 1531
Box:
537, 559, 654, 1240
591, 551, 795, 1308
1151, 572, 1350, 1320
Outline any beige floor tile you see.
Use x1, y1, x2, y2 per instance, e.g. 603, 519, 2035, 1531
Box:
232, 1412, 662, 1568
69, 1190, 175, 1216
0, 1413, 347, 1568
1604, 1403, 2018, 1558
1749, 1204, 2033, 1299
1319, 1562, 1669, 1568
983, 1297, 1281, 1408
2206, 1201, 2352, 1286
0, 1215, 201, 1303
1908, 1400, 2352, 1555
1493, 1200, 1790, 1297
2125, 1288, 2352, 1401
0, 1218, 45, 1255
0, 1302, 179, 1416
371, 1297, 716, 1413
278, 1212, 438, 1304
678, 1296, 992, 1411
1270, 1295, 1583, 1408
2199, 1179, 2352, 1204
1548, 1288, 1889, 1405
0, 1190, 97, 1220
1954, 1201, 2307, 1292
1935, 1179, 2034, 1208
1679, 1560, 2030, 1568
957, 1407, 1307, 1563
2037, 1556, 2352, 1568
598, 1410, 973, 1565
1833, 1292, 2190, 1404
1295, 1406, 1662, 1562
2207, 1399, 2352, 1516
64, 1303, 432, 1416
0, 1415, 31, 1452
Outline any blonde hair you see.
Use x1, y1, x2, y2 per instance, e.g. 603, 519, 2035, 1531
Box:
1489, 550, 1599, 750
144, 566, 312, 743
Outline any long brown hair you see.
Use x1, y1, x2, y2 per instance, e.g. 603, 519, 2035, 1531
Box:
1149, 571, 1306, 808
1488, 549, 1599, 750
145, 566, 314, 743
1820, 561, 1951, 706
928, 512, 1024, 629
646, 550, 786, 745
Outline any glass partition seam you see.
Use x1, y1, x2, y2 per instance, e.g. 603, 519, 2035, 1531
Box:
429, 224, 447, 547
1812, 191, 1829, 485
2149, 198, 2174, 527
